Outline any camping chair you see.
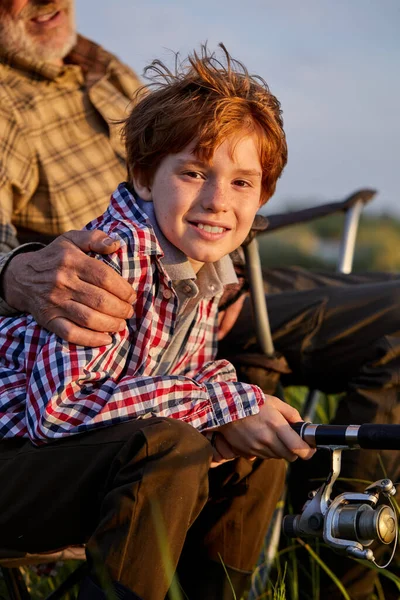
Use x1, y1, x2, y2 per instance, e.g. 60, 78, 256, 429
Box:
0, 188, 375, 600
244, 188, 377, 598
0, 547, 86, 600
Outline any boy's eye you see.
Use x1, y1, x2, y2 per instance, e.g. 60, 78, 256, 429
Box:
183, 171, 205, 179
185, 171, 203, 179
233, 179, 250, 188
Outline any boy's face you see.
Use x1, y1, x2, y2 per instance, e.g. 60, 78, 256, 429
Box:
135, 132, 263, 273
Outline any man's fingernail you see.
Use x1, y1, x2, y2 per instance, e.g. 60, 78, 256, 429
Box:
103, 237, 118, 246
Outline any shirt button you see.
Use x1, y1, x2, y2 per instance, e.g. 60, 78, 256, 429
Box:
209, 284, 216, 292
149, 348, 157, 357
163, 289, 172, 299
183, 284, 192, 295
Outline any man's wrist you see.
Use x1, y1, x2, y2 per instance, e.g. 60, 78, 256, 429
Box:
0, 243, 45, 315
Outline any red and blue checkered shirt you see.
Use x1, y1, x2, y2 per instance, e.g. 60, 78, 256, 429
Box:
0, 184, 264, 445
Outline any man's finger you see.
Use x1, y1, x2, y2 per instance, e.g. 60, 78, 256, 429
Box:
62, 229, 121, 255
60, 236, 136, 305
45, 300, 128, 335
46, 317, 114, 347
75, 262, 136, 306
65, 277, 134, 321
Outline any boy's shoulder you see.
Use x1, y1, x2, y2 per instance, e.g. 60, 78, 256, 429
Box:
84, 182, 163, 259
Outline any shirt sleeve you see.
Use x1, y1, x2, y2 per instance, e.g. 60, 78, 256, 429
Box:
25, 327, 265, 444
0, 316, 30, 438
0, 93, 40, 315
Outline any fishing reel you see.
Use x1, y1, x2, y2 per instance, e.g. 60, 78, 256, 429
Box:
282, 422, 399, 568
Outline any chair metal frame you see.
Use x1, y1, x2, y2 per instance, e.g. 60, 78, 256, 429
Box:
246, 188, 376, 598
0, 548, 86, 600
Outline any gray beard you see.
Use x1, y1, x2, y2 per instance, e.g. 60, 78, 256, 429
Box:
0, 13, 77, 64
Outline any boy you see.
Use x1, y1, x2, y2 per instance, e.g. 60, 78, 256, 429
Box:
0, 45, 313, 600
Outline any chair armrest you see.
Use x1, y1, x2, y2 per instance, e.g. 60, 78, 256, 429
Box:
262, 188, 377, 234
0, 545, 86, 567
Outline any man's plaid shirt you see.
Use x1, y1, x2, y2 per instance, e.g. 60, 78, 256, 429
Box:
0, 34, 141, 310
0, 184, 264, 444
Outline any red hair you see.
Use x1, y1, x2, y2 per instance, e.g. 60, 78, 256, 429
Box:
124, 44, 287, 204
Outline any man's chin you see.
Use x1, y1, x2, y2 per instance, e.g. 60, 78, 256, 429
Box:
31, 32, 77, 62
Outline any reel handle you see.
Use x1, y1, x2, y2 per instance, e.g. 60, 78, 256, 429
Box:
292, 422, 400, 449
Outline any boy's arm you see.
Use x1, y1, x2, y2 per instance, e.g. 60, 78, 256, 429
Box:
25, 331, 266, 444
20, 235, 261, 443
24, 308, 311, 461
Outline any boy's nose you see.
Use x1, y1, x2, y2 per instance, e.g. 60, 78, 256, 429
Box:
201, 183, 228, 212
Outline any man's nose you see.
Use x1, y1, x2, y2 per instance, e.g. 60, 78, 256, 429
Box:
201, 182, 228, 212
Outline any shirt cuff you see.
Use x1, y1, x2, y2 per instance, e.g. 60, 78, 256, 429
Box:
0, 243, 45, 316
207, 381, 265, 429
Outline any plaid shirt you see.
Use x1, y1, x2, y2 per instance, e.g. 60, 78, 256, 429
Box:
0, 34, 141, 308
0, 184, 264, 444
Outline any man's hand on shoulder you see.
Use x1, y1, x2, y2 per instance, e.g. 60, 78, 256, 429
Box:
2, 230, 136, 347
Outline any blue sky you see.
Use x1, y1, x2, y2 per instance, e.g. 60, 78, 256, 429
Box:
76, 0, 400, 216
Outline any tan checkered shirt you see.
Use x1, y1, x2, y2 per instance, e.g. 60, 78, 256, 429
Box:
0, 35, 141, 312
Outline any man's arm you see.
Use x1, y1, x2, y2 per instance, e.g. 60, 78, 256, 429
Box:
0, 73, 137, 346
0, 125, 135, 346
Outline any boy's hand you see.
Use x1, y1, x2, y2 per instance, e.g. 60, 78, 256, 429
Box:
2, 230, 136, 347
205, 431, 240, 468
217, 396, 316, 462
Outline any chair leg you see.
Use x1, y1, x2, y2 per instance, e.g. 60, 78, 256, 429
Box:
1, 567, 31, 600
45, 562, 87, 600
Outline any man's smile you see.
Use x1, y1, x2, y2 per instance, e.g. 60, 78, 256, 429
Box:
29, 7, 66, 29
31, 10, 60, 23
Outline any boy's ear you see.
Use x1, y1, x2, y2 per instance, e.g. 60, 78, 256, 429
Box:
132, 176, 152, 201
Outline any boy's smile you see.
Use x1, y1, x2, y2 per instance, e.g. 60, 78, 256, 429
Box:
134, 131, 263, 273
